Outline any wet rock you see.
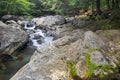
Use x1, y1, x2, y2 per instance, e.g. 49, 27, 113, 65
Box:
17, 20, 25, 26
6, 20, 22, 29
33, 35, 42, 40
0, 54, 13, 62
27, 20, 35, 27
0, 21, 28, 55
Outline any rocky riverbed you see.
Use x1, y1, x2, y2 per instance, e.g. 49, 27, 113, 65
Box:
0, 15, 120, 80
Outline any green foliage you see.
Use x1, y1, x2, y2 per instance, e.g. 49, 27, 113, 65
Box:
66, 61, 77, 77
118, 41, 120, 45
101, 20, 120, 30
85, 53, 99, 77
85, 53, 116, 79
109, 50, 116, 55
0, 0, 32, 16
28, 0, 93, 16
101, 0, 106, 8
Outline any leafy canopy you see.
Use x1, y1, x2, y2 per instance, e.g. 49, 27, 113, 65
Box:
0, 0, 32, 15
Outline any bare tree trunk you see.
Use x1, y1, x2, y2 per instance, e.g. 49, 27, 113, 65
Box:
95, 0, 102, 15
106, 0, 110, 9
112, 0, 115, 8
112, 0, 119, 8
115, 0, 119, 8
92, 0, 95, 13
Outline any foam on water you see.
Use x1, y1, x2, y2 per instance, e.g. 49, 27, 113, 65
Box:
44, 37, 54, 42
24, 21, 53, 47
24, 21, 36, 30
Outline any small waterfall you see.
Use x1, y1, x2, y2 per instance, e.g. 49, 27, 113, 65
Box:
24, 20, 54, 47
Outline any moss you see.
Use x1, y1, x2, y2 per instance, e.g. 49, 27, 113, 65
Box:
109, 50, 116, 55
66, 61, 77, 77
101, 65, 115, 72
98, 73, 105, 78
88, 48, 98, 52
85, 53, 116, 79
85, 53, 99, 78
82, 17, 120, 31
88, 48, 104, 54
118, 41, 120, 45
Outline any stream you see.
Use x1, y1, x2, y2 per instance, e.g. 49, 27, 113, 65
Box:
0, 20, 54, 80
24, 20, 53, 47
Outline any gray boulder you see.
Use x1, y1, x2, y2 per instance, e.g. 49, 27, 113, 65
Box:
65, 17, 85, 28
2, 15, 24, 22
11, 30, 120, 80
32, 15, 65, 28
0, 21, 28, 55
6, 20, 22, 29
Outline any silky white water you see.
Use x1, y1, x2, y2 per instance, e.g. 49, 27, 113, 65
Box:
24, 21, 53, 47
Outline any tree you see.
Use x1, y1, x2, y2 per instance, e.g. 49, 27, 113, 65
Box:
115, 0, 119, 8
111, 0, 120, 8
106, 0, 110, 9
95, 0, 102, 15
0, 0, 32, 16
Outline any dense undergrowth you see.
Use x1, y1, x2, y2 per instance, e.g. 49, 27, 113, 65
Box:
82, 9, 120, 31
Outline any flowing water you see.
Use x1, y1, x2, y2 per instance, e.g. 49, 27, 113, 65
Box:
0, 20, 54, 80
0, 47, 34, 80
24, 21, 54, 47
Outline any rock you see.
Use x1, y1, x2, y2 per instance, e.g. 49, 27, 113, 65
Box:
0, 21, 28, 55
11, 29, 120, 80
32, 15, 65, 28
66, 17, 85, 28
90, 51, 107, 65
96, 30, 120, 66
2, 15, 24, 22
96, 30, 120, 42
45, 23, 86, 39
11, 42, 70, 80
27, 20, 35, 27
17, 20, 25, 26
84, 31, 105, 49
2, 15, 13, 21
6, 20, 22, 29
6, 20, 17, 24
65, 17, 75, 23
72, 19, 84, 28
51, 24, 74, 37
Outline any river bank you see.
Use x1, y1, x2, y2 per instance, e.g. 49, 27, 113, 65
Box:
0, 15, 120, 80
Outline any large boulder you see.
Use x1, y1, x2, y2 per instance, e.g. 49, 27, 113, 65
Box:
32, 15, 65, 28
65, 16, 85, 28
6, 20, 22, 29
11, 30, 120, 80
0, 21, 28, 55
2, 15, 24, 22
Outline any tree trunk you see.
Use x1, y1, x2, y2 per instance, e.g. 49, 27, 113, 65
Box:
115, 0, 119, 8
106, 0, 110, 9
95, 0, 102, 15
92, 0, 95, 13
112, 0, 115, 8
112, 0, 119, 8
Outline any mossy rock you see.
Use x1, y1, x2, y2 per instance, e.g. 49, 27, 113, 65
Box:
66, 61, 77, 77
85, 53, 116, 79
